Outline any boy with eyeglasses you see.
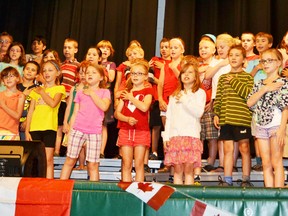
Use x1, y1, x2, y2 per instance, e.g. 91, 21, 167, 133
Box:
0, 32, 13, 62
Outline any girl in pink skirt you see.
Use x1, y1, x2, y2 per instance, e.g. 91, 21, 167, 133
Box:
162, 57, 206, 185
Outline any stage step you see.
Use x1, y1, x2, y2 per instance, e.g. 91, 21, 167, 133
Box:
54, 157, 288, 187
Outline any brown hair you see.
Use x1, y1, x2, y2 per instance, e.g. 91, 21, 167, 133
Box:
85, 62, 107, 88
96, 40, 115, 57
3, 42, 26, 66
173, 55, 201, 95
255, 32, 273, 44
228, 45, 246, 58
0, 66, 21, 83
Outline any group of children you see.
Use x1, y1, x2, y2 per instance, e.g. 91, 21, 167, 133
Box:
0, 30, 288, 188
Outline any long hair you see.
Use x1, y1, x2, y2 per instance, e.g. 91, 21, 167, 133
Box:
96, 40, 115, 57
173, 55, 201, 96
3, 42, 26, 66
83, 62, 107, 88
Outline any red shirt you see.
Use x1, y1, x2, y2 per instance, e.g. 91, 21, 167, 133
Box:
118, 87, 153, 131
162, 63, 180, 104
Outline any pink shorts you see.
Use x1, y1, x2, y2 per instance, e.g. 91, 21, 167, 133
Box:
117, 129, 151, 147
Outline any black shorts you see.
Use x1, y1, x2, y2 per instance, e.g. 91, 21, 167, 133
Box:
58, 101, 67, 126
30, 130, 57, 148
149, 101, 162, 127
219, 124, 252, 141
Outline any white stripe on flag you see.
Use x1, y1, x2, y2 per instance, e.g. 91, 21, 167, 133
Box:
0, 177, 22, 216
125, 182, 163, 203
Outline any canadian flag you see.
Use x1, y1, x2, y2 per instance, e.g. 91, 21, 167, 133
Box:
118, 181, 175, 211
0, 177, 74, 216
191, 200, 236, 216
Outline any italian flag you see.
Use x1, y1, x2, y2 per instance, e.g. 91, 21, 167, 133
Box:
0, 177, 74, 216
118, 181, 175, 211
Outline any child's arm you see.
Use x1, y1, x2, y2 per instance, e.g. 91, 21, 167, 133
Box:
247, 82, 283, 107
169, 61, 180, 78
63, 86, 75, 133
34, 87, 63, 108
277, 107, 288, 147
0, 93, 25, 120
227, 75, 254, 99
121, 90, 152, 112
250, 64, 262, 77
114, 99, 138, 126
83, 89, 111, 112
114, 71, 122, 95
25, 99, 35, 141
69, 103, 79, 130
205, 59, 229, 79
157, 66, 167, 111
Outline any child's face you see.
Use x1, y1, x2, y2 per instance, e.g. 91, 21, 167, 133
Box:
199, 40, 215, 60
42, 62, 59, 84
78, 67, 87, 84
181, 66, 196, 85
63, 41, 78, 60
128, 50, 143, 61
43, 52, 56, 62
256, 36, 272, 53
130, 65, 147, 86
241, 34, 255, 52
2, 72, 19, 88
260, 52, 281, 75
9, 45, 22, 61
32, 40, 46, 55
228, 48, 244, 70
160, 42, 170, 59
99, 46, 111, 60
170, 40, 184, 60
216, 41, 230, 59
23, 63, 38, 81
0, 35, 12, 52
86, 48, 99, 65
85, 66, 103, 86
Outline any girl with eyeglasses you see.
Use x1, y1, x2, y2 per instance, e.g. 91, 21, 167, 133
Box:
247, 48, 288, 187
0, 67, 25, 140
114, 59, 153, 182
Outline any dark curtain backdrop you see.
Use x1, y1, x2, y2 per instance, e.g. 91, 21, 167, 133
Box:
164, 0, 288, 55
0, 0, 158, 65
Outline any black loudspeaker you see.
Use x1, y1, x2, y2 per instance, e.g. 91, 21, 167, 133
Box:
0, 140, 47, 177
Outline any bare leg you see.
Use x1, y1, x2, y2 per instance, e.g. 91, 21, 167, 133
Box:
60, 156, 78, 179
134, 146, 146, 182
87, 162, 99, 181
100, 125, 108, 156
121, 146, 133, 182
184, 163, 194, 185
174, 164, 183, 185
223, 140, 234, 177
54, 126, 63, 155
46, 147, 55, 179
238, 139, 251, 177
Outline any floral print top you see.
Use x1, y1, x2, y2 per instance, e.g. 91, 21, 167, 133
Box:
247, 77, 288, 126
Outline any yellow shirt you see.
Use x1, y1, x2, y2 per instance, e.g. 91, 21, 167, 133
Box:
29, 85, 66, 131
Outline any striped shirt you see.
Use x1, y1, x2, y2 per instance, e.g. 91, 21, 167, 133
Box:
213, 71, 253, 127
61, 59, 80, 95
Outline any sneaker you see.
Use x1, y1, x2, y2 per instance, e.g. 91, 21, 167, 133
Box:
211, 166, 224, 172
237, 179, 254, 187
100, 153, 105, 158
252, 164, 263, 171
202, 164, 216, 172
149, 153, 158, 160
218, 176, 233, 186
194, 176, 201, 186
144, 164, 151, 173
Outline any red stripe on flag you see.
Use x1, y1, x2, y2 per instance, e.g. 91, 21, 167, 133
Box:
191, 200, 207, 216
146, 185, 175, 211
15, 178, 74, 216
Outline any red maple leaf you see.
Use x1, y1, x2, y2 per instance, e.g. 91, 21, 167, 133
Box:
138, 182, 154, 192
